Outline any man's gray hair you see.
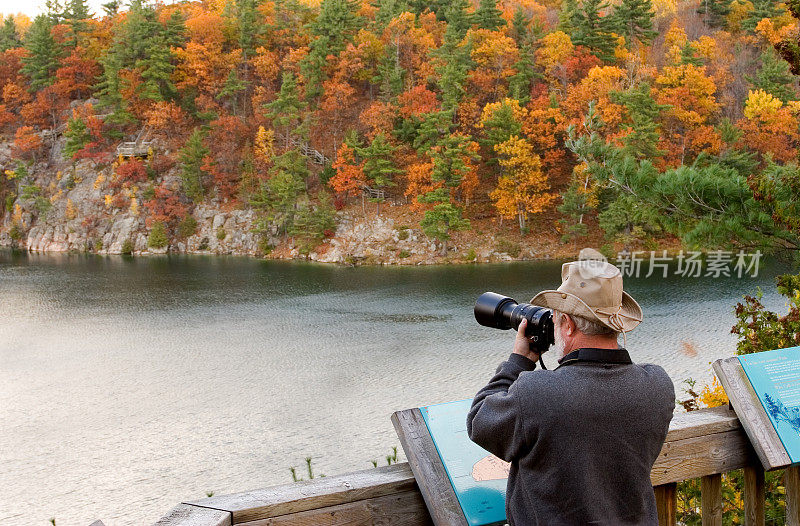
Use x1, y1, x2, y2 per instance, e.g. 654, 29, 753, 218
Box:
553, 310, 619, 337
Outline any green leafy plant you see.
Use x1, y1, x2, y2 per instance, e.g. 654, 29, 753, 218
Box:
148, 222, 168, 249
495, 238, 521, 258
216, 226, 227, 241
121, 238, 133, 255
178, 216, 198, 239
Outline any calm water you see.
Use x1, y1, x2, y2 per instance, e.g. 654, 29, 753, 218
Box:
0, 250, 793, 525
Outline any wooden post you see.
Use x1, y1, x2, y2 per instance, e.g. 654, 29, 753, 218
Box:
654, 483, 677, 526
701, 474, 723, 526
743, 463, 765, 526
786, 466, 800, 526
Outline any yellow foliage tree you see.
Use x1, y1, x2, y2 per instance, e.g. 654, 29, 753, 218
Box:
490, 136, 556, 232
744, 88, 783, 119
535, 31, 574, 86
254, 126, 275, 163
65, 199, 77, 220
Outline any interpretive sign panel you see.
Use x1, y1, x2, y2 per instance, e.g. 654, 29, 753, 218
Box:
392, 399, 509, 526
739, 348, 800, 463
713, 347, 800, 470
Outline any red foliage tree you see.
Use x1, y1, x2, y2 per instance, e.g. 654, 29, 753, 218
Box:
13, 126, 43, 162
111, 158, 148, 189
144, 183, 188, 230
206, 115, 251, 201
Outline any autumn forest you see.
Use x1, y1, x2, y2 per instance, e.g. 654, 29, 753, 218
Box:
2, 0, 800, 259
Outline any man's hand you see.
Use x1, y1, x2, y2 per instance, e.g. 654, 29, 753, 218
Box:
513, 318, 541, 363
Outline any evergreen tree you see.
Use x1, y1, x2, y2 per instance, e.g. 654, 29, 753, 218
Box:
376, 52, 405, 101
473, 0, 504, 30
696, 0, 730, 28
510, 8, 530, 47
0, 16, 22, 51
742, 0, 780, 33
101, 0, 120, 17
559, 0, 582, 35
430, 132, 479, 192
179, 128, 210, 202
748, 49, 796, 103
96, 0, 167, 122
572, 0, 618, 62
163, 9, 187, 48
63, 0, 91, 47
479, 103, 523, 153
63, 116, 90, 161
443, 0, 472, 38
679, 41, 703, 66
137, 36, 178, 102
265, 72, 308, 148
435, 13, 473, 114
361, 133, 400, 214
218, 69, 247, 115
420, 203, 470, 255
301, 0, 361, 100
22, 15, 61, 92
611, 0, 657, 49
45, 0, 65, 24
610, 83, 669, 160
374, 0, 408, 28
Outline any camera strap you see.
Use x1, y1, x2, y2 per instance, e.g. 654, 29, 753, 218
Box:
555, 347, 632, 369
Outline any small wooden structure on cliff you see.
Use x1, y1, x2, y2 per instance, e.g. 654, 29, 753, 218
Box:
152, 406, 800, 526
116, 127, 154, 158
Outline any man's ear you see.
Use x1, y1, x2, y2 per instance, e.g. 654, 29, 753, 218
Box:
563, 313, 576, 335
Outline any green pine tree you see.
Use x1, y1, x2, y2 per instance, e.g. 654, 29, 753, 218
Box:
361, 133, 400, 214
572, 0, 618, 62
473, 0, 505, 30
696, 0, 730, 28
420, 203, 470, 255
0, 16, 22, 51
266, 72, 308, 148
435, 20, 472, 114
558, 0, 582, 34
430, 132, 480, 195
63, 116, 90, 161
443, 0, 472, 38
610, 83, 669, 160
21, 15, 61, 92
742, 0, 781, 33
479, 101, 523, 154
301, 0, 361, 100
611, 0, 657, 50
63, 0, 91, 47
747, 49, 796, 103
179, 128, 210, 202
218, 68, 247, 115
136, 36, 178, 102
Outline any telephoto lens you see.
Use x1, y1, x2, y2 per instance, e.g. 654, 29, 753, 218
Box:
474, 292, 555, 354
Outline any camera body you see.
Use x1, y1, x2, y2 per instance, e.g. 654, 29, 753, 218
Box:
474, 292, 555, 354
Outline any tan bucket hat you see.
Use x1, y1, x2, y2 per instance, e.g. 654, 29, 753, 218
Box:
530, 260, 643, 334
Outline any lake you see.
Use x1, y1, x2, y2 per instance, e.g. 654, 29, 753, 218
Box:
0, 250, 792, 525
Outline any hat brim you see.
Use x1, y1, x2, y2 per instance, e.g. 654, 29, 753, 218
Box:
530, 289, 642, 333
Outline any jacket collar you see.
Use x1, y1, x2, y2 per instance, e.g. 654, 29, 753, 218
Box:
557, 347, 632, 368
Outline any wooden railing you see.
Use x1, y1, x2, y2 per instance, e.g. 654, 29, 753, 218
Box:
153, 406, 800, 526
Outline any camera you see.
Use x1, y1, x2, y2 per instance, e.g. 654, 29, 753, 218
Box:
474, 292, 555, 354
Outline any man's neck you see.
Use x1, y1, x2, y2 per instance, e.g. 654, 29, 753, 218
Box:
561, 335, 620, 359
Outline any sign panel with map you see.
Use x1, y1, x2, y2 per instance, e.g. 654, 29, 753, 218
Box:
420, 398, 509, 526
738, 347, 800, 463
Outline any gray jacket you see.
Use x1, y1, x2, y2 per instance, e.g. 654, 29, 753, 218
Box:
467, 351, 675, 526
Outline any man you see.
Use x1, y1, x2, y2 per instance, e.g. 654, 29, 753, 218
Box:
466, 259, 675, 526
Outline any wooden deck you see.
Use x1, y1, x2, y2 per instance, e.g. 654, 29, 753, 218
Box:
152, 406, 800, 526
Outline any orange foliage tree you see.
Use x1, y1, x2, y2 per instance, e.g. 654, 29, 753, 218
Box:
490, 135, 556, 232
